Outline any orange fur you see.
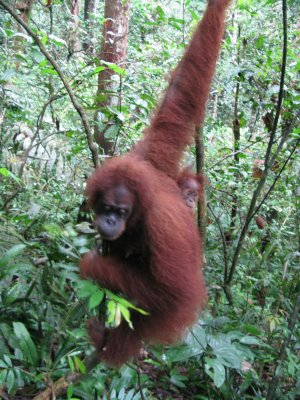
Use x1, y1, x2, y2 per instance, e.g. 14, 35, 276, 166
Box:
80, 0, 231, 367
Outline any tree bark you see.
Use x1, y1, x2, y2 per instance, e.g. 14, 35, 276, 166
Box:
69, 0, 81, 55
83, 0, 97, 54
14, 0, 34, 68
95, 0, 130, 156
15, 0, 33, 22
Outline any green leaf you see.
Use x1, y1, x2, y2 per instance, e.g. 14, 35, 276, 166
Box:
39, 60, 49, 67
214, 345, 242, 368
0, 167, 10, 177
0, 168, 22, 183
119, 304, 133, 329
166, 344, 200, 362
255, 35, 265, 49
76, 280, 99, 298
170, 371, 187, 388
105, 124, 119, 139
102, 61, 126, 76
205, 358, 225, 388
187, 325, 207, 350
6, 369, 15, 394
67, 384, 74, 399
237, 152, 247, 159
0, 244, 27, 268
43, 222, 62, 237
88, 66, 106, 76
3, 355, 12, 367
68, 356, 75, 371
212, 360, 225, 388
156, 6, 165, 19
189, 8, 199, 21
40, 68, 58, 76
0, 370, 8, 386
108, 291, 149, 315
13, 322, 38, 366
0, 69, 16, 83
88, 291, 105, 309
240, 336, 261, 346
292, 127, 300, 137
107, 301, 117, 325
41, 34, 48, 45
41, 264, 53, 296
74, 356, 86, 374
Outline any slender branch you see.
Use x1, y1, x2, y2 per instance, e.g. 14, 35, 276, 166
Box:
19, 94, 60, 179
136, 360, 146, 400
266, 293, 300, 400
210, 132, 270, 169
3, 95, 59, 210
211, 107, 298, 171
195, 127, 207, 251
0, 0, 99, 168
230, 26, 241, 240
226, 0, 288, 286
270, 108, 300, 165
264, 1, 287, 169
1, 187, 21, 211
252, 138, 300, 219
207, 204, 229, 281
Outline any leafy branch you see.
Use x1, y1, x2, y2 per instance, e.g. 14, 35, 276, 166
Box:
0, 0, 99, 168
32, 353, 98, 400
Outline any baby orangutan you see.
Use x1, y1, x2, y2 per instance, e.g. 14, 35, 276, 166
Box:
178, 169, 204, 213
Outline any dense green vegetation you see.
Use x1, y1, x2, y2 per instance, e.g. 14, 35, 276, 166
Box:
0, 0, 299, 398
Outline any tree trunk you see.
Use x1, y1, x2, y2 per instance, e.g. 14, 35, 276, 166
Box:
15, 0, 33, 22
69, 0, 81, 55
95, 0, 130, 156
14, 0, 34, 68
83, 0, 97, 54
228, 25, 242, 244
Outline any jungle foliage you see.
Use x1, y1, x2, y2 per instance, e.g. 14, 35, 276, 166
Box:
0, 0, 299, 399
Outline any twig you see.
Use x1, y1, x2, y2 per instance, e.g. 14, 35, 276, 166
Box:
1, 95, 63, 210
252, 138, 300, 219
19, 94, 60, 179
207, 204, 228, 281
270, 108, 300, 165
210, 132, 269, 170
264, 2, 287, 169
195, 127, 207, 250
136, 360, 146, 400
266, 293, 300, 400
2, 187, 24, 211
